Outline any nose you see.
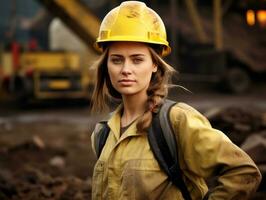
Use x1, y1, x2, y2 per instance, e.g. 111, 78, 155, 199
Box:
121, 60, 132, 75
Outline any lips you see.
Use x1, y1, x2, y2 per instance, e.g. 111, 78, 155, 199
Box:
118, 79, 136, 86
118, 79, 136, 82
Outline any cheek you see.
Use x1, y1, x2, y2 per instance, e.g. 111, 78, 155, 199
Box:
139, 68, 154, 85
107, 65, 122, 92
107, 65, 118, 82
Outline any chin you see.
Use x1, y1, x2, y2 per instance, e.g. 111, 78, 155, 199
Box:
120, 91, 137, 96
118, 89, 138, 96
116, 86, 147, 97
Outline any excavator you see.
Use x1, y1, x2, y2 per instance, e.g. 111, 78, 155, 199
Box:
0, 0, 100, 104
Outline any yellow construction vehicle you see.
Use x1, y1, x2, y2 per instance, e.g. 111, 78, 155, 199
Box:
1, 49, 89, 99
0, 0, 100, 104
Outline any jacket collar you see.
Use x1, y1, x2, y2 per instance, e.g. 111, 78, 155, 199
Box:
107, 105, 140, 141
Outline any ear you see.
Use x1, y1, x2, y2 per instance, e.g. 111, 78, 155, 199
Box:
152, 63, 158, 73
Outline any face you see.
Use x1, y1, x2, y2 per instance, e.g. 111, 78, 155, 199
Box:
107, 42, 157, 97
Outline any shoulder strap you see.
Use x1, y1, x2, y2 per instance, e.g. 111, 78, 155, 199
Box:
94, 121, 110, 158
159, 99, 178, 161
148, 99, 192, 200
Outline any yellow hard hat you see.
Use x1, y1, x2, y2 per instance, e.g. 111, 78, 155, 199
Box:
95, 1, 171, 56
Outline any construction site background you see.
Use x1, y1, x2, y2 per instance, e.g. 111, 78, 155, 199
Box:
0, 0, 266, 199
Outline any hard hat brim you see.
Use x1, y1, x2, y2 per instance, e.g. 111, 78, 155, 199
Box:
94, 39, 171, 57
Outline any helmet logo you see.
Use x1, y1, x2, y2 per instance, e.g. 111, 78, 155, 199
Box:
126, 6, 140, 18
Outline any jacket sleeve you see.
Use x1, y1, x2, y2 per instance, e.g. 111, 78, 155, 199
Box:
170, 103, 262, 200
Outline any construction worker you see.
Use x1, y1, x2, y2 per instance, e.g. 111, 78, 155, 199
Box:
91, 1, 261, 199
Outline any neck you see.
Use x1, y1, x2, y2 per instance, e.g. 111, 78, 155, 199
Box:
121, 94, 147, 127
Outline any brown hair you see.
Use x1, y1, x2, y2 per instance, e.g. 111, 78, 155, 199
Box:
91, 45, 176, 133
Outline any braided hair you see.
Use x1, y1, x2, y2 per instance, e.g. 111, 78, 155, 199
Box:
91, 44, 176, 133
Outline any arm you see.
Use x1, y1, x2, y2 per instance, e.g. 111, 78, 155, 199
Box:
170, 103, 262, 200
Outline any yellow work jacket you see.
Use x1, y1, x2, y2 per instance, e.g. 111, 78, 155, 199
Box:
91, 102, 261, 200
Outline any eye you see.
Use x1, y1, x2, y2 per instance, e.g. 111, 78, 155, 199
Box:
110, 57, 123, 64
132, 57, 144, 64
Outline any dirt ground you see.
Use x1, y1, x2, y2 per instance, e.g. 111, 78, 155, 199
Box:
0, 82, 266, 199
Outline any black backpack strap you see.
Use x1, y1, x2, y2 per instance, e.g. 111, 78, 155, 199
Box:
148, 99, 192, 200
159, 99, 178, 161
94, 121, 110, 158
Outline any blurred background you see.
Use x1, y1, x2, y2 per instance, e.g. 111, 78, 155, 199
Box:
0, 0, 265, 199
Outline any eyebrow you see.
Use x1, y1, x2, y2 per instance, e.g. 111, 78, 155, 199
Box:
109, 54, 145, 57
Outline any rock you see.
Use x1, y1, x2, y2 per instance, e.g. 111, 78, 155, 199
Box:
241, 133, 266, 164
32, 135, 45, 149
0, 173, 17, 199
206, 107, 265, 146
234, 123, 251, 132
204, 107, 222, 119
0, 119, 12, 132
7, 136, 46, 153
8, 141, 41, 152
49, 156, 66, 169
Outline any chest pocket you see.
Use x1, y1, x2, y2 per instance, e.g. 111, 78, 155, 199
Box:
92, 160, 105, 199
120, 159, 170, 200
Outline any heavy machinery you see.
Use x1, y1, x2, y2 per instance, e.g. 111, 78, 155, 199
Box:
1, 49, 88, 100
1, 0, 265, 101
157, 0, 266, 93
0, 0, 100, 104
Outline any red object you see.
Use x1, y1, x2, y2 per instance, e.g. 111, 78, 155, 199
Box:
11, 42, 20, 71
28, 38, 38, 51
25, 68, 34, 77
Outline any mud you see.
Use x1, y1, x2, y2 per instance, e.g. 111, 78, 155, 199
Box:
0, 86, 266, 199
0, 105, 99, 200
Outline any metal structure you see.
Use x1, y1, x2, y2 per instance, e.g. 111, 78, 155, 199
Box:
1, 0, 265, 101
0, 0, 101, 104
165, 0, 266, 93
36, 0, 100, 49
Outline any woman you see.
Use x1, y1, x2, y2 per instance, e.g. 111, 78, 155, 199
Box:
91, 1, 261, 199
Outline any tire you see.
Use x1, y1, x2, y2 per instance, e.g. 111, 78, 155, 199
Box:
224, 67, 251, 93
13, 77, 33, 107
